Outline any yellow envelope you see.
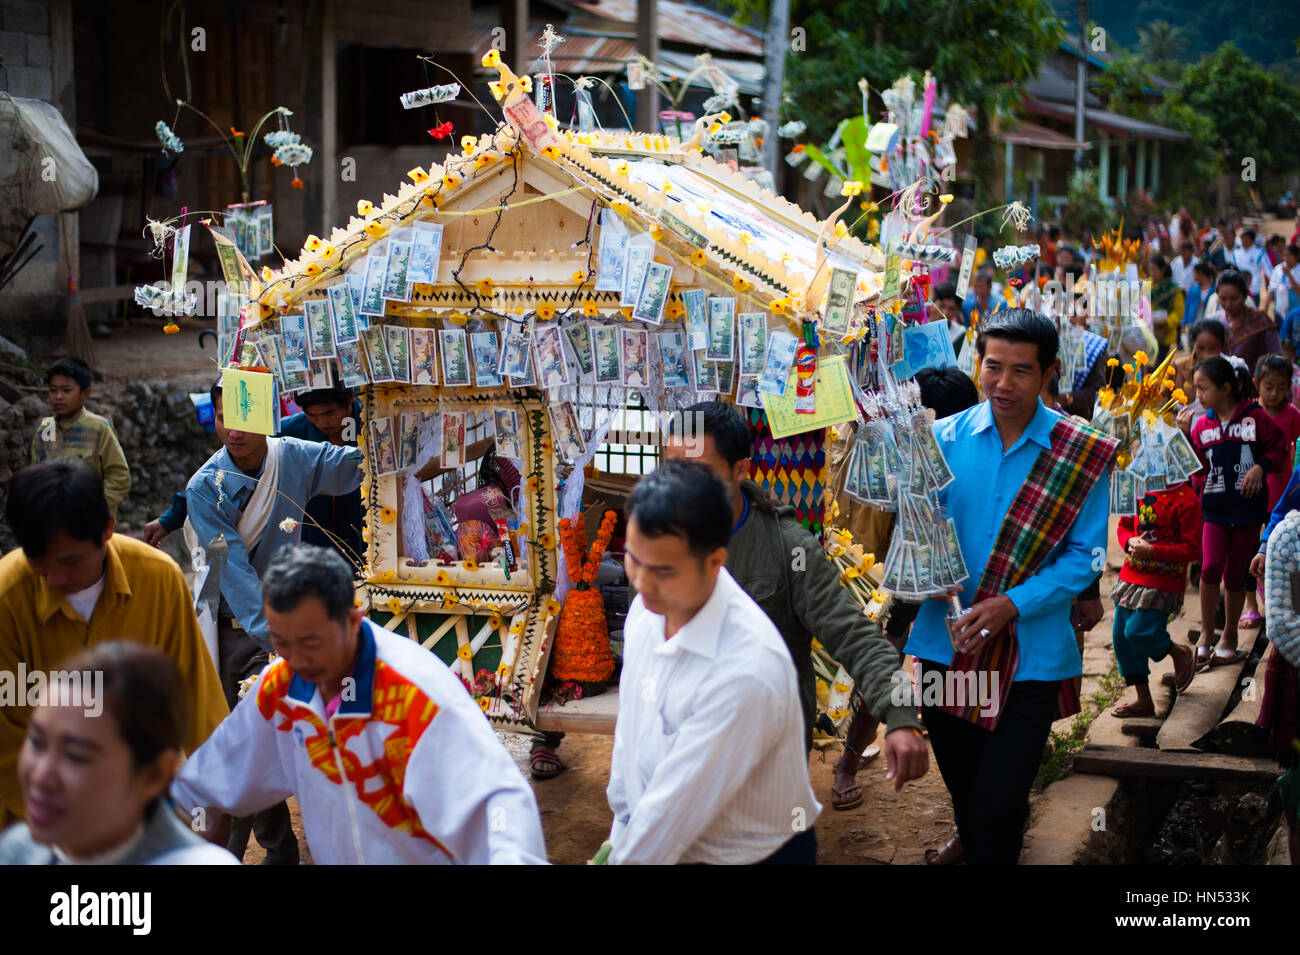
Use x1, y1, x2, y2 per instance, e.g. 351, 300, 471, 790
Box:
220, 367, 277, 436
760, 354, 858, 439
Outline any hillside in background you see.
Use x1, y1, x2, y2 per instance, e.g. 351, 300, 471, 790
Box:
1051, 0, 1300, 80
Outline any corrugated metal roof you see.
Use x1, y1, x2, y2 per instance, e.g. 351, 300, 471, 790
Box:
1023, 98, 1189, 141
994, 117, 1090, 151
555, 0, 764, 56
1027, 61, 1100, 107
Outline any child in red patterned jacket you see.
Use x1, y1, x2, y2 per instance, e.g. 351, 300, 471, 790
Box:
1111, 482, 1202, 717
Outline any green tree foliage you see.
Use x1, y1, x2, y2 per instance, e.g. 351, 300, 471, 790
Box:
721, 0, 1064, 201
1165, 43, 1300, 180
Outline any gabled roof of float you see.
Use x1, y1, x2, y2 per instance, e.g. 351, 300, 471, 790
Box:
245, 112, 883, 330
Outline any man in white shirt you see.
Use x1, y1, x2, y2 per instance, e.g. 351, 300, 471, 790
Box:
1170, 240, 1199, 294
606, 460, 821, 864
1264, 243, 1300, 323
1233, 229, 1271, 298
172, 545, 547, 864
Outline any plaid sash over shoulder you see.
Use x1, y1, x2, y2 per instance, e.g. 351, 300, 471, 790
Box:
942, 415, 1118, 730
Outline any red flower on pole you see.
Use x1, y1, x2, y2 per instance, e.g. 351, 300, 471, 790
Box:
428, 122, 454, 139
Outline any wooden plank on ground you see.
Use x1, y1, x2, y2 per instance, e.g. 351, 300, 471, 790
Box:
1073, 744, 1280, 782
1155, 654, 1247, 752
1197, 652, 1272, 756
1119, 718, 1163, 739
534, 688, 620, 735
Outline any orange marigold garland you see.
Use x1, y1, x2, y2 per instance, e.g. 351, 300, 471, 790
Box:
550, 510, 617, 686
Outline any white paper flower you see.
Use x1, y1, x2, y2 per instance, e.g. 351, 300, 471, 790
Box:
279, 517, 299, 533
273, 142, 314, 167
155, 121, 184, 155
264, 129, 301, 149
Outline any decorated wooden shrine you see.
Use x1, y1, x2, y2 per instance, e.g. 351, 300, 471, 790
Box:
225, 50, 890, 731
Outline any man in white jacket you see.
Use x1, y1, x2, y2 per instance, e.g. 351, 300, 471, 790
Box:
171, 545, 547, 864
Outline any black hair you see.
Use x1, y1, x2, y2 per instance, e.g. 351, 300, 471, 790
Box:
209, 379, 223, 407
669, 401, 753, 467
1288, 244, 1300, 259
62, 642, 187, 772
1193, 261, 1216, 279
1049, 225, 1061, 241
1179, 239, 1194, 251
1061, 263, 1084, 287
1195, 355, 1251, 400
45, 358, 92, 391
975, 308, 1059, 371
972, 270, 992, 285
1216, 270, 1248, 297
296, 386, 353, 411
1189, 317, 1227, 347
262, 545, 357, 624
5, 460, 112, 558
1035, 262, 1054, 280
913, 367, 980, 420
1149, 254, 1169, 278
626, 460, 731, 560
1255, 353, 1293, 384
933, 281, 958, 303
1241, 228, 1256, 241
1056, 244, 1076, 261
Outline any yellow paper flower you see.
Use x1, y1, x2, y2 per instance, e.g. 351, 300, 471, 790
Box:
572, 270, 589, 284
364, 220, 389, 239
718, 111, 732, 124
356, 199, 373, 216
582, 299, 599, 317
649, 225, 664, 242
488, 80, 505, 100
1123, 363, 1134, 375
540, 532, 556, 550
304, 235, 322, 252
434, 570, 451, 586
407, 167, 429, 184
835, 221, 848, 238
457, 643, 473, 661
665, 301, 685, 319
489, 614, 504, 632
620, 306, 634, 320
732, 274, 751, 293
835, 529, 853, 548
525, 475, 541, 493
474, 153, 498, 170
482, 49, 501, 69
442, 171, 462, 190
840, 180, 864, 198
518, 74, 533, 93
939, 194, 954, 204
475, 278, 494, 296
738, 230, 754, 248
541, 145, 561, 160
536, 301, 557, 321
1107, 358, 1119, 368
380, 506, 396, 524
509, 619, 526, 635
611, 199, 629, 216
690, 249, 708, 268
615, 160, 629, 175
460, 135, 477, 153
545, 598, 562, 616
462, 558, 479, 572
1162, 379, 1174, 391
478, 696, 491, 712
1172, 388, 1188, 403
1134, 350, 1149, 367
447, 312, 470, 326
496, 662, 511, 678
163, 322, 180, 335
387, 596, 403, 615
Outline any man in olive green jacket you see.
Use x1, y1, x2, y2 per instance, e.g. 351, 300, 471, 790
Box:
665, 402, 927, 794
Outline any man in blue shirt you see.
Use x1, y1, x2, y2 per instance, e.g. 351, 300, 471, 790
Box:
961, 270, 1006, 325
185, 379, 363, 863
907, 310, 1110, 865
279, 387, 364, 565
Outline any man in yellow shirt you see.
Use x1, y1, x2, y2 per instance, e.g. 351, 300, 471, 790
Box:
29, 358, 131, 514
0, 460, 227, 827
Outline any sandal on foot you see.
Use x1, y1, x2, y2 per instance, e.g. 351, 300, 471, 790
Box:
529, 745, 566, 780
1237, 610, 1262, 629
830, 780, 864, 811
1194, 646, 1213, 670
1113, 702, 1156, 718
925, 834, 964, 866
1208, 647, 1247, 668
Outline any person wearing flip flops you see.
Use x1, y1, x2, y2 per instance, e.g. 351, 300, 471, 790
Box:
1190, 356, 1289, 669
1111, 484, 1202, 715
1239, 356, 1300, 629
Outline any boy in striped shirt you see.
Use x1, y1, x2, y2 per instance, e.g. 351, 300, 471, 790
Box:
30, 358, 131, 514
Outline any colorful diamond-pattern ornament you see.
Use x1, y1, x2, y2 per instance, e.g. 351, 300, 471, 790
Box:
745, 408, 828, 537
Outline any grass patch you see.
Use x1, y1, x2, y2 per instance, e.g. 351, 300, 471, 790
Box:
1034, 666, 1125, 791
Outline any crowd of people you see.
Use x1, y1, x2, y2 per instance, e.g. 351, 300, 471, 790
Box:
0, 206, 1297, 867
